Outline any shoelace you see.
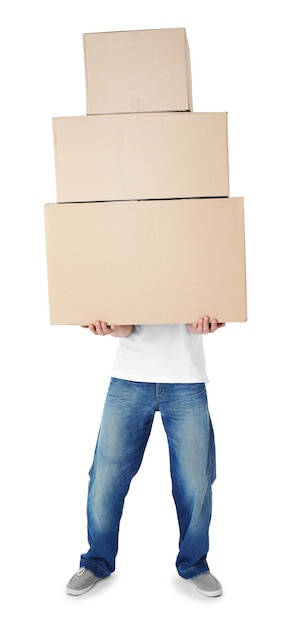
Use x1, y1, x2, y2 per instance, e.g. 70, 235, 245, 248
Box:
77, 567, 86, 576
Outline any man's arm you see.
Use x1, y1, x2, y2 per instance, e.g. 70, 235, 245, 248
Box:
187, 316, 225, 334
82, 321, 134, 338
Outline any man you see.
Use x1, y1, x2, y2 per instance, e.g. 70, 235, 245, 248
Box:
67, 317, 224, 597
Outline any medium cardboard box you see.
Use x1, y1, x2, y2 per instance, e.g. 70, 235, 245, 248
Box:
52, 112, 229, 202
44, 197, 246, 325
83, 28, 193, 114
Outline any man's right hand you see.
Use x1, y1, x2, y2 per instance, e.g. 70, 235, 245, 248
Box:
81, 321, 134, 337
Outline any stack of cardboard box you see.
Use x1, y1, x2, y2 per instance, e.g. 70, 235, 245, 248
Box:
44, 27, 247, 325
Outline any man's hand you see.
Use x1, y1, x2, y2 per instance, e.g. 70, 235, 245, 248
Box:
81, 321, 134, 337
187, 316, 226, 334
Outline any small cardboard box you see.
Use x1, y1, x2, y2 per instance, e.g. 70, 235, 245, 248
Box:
44, 197, 246, 325
52, 112, 229, 202
83, 27, 193, 114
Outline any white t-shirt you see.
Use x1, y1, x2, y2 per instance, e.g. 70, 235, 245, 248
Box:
111, 324, 208, 384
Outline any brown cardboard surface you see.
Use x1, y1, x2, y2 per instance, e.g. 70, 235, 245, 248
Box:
44, 197, 246, 325
83, 28, 193, 114
53, 112, 229, 203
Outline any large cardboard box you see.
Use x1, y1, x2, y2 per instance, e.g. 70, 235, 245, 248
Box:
44, 197, 246, 325
52, 112, 229, 202
83, 28, 193, 114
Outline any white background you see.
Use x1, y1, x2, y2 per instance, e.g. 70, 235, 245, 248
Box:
1, 0, 297, 624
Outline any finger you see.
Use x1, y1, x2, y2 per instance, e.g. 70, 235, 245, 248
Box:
210, 318, 218, 332
93, 321, 101, 334
202, 316, 211, 333
197, 318, 204, 333
101, 322, 112, 334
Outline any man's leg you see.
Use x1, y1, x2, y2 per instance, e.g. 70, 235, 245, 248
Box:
80, 378, 156, 578
160, 383, 216, 579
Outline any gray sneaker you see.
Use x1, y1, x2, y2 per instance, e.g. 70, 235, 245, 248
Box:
66, 567, 104, 596
190, 572, 223, 597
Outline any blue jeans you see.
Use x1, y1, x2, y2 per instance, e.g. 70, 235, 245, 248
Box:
80, 378, 216, 579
